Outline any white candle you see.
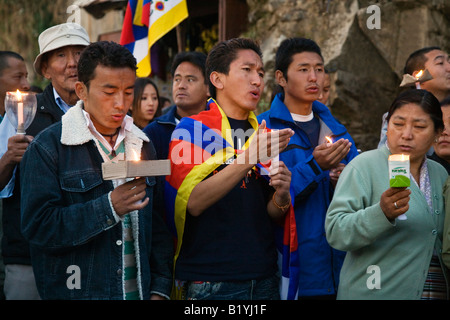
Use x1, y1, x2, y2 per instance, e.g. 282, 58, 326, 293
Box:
388, 154, 410, 221
388, 154, 410, 187
414, 70, 423, 89
16, 90, 23, 129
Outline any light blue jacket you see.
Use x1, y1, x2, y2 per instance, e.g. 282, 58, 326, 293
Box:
326, 146, 449, 299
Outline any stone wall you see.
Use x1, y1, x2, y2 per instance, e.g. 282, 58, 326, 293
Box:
245, 0, 450, 151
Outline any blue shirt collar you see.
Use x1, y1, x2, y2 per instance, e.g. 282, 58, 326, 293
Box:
53, 87, 73, 113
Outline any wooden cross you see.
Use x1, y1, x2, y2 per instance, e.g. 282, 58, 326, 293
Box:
101, 159, 171, 180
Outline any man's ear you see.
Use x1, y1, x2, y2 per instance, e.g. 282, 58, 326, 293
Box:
209, 71, 224, 91
75, 81, 87, 101
275, 70, 287, 87
41, 61, 51, 80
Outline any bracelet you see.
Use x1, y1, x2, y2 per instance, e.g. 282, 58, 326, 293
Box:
272, 191, 291, 211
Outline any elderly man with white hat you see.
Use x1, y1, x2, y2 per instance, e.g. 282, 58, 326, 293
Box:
0, 22, 90, 299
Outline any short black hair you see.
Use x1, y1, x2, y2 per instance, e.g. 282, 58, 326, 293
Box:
170, 51, 207, 83
275, 37, 323, 81
403, 46, 441, 75
77, 41, 137, 87
0, 51, 24, 75
386, 89, 444, 133
206, 38, 262, 99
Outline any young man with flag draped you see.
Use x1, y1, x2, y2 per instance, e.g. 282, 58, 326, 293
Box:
165, 38, 294, 300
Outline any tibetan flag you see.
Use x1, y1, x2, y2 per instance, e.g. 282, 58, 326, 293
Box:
165, 98, 259, 299
120, 0, 188, 77
120, 0, 149, 77
260, 161, 299, 300
277, 197, 300, 300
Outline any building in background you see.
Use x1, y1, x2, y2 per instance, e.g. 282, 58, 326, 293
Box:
76, 0, 248, 104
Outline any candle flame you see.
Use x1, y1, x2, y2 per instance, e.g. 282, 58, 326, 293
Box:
414, 70, 424, 80
325, 136, 333, 144
130, 149, 140, 161
15, 89, 22, 101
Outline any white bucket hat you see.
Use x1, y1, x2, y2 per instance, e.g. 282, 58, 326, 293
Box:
33, 22, 90, 76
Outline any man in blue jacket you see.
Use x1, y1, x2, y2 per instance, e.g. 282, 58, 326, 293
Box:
258, 37, 359, 299
143, 51, 209, 160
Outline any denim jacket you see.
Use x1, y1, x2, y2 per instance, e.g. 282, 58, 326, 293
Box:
20, 102, 173, 299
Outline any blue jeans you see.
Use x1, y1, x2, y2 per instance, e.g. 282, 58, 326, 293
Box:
184, 274, 280, 300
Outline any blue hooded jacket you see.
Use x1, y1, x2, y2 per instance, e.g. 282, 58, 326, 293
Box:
258, 93, 359, 297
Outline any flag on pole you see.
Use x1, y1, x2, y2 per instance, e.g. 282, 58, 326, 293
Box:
120, 0, 189, 77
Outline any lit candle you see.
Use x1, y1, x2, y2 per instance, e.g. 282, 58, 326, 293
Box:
414, 70, 423, 89
388, 154, 410, 187
16, 90, 24, 133
388, 154, 410, 220
325, 136, 333, 146
129, 149, 142, 204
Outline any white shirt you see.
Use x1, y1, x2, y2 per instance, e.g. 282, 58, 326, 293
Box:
0, 117, 18, 198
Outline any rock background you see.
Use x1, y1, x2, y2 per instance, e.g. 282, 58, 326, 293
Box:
245, 0, 450, 151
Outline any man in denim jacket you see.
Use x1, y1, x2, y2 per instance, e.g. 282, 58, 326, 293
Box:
20, 41, 173, 299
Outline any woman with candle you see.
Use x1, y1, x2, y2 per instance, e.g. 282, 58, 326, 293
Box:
326, 89, 447, 300
130, 77, 161, 129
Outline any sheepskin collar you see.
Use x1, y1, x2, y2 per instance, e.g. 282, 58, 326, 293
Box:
60, 101, 149, 150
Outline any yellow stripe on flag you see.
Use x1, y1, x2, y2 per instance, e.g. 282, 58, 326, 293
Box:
133, 0, 145, 26
138, 0, 188, 77
148, 0, 188, 46
136, 55, 151, 78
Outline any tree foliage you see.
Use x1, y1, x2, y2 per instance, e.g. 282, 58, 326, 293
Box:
0, 0, 71, 84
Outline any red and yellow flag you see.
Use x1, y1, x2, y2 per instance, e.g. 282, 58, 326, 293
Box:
120, 0, 188, 77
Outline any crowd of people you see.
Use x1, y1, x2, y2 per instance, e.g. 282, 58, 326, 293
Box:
0, 21, 449, 300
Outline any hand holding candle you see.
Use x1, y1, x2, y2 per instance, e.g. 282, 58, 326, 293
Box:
110, 177, 149, 216
313, 136, 352, 170
4, 90, 37, 135
399, 69, 432, 88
